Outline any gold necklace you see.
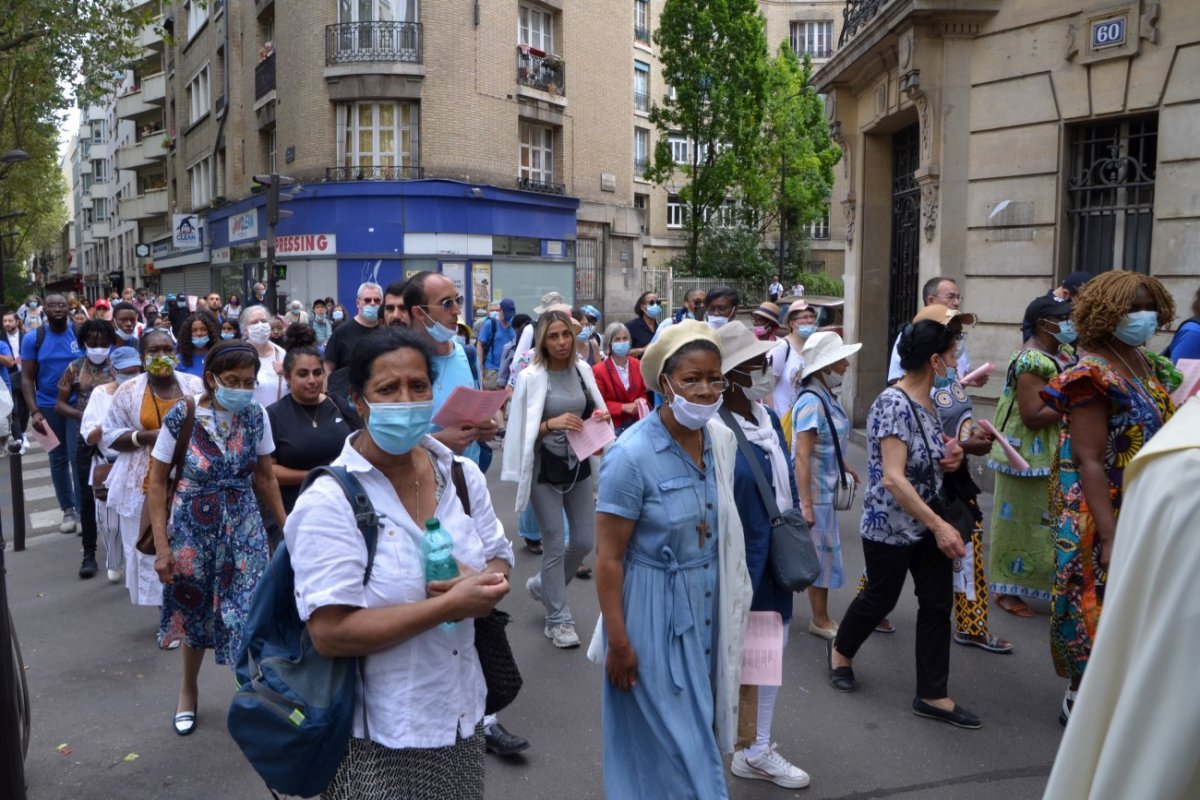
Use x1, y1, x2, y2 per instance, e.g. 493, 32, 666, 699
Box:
1109, 345, 1146, 379
296, 397, 323, 428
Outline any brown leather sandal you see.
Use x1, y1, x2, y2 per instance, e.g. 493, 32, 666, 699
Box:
995, 594, 1035, 618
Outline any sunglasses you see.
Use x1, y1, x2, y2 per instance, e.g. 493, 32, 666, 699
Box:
423, 295, 464, 313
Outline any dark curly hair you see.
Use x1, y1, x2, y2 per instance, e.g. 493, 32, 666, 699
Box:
76, 318, 117, 349
178, 312, 219, 367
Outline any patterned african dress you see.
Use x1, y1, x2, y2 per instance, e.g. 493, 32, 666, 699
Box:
1040, 352, 1180, 681
158, 399, 272, 664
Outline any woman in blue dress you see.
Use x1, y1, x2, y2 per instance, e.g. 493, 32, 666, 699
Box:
594, 320, 753, 800
147, 340, 287, 736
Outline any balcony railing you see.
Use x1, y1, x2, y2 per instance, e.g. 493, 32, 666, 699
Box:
840, 0, 893, 47
517, 47, 565, 96
634, 24, 651, 44
255, 53, 276, 100
326, 21, 422, 65
517, 176, 566, 195
325, 165, 424, 181
634, 90, 649, 112
634, 158, 648, 177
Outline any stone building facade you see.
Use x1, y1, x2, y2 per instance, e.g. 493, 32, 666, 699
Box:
815, 0, 1199, 423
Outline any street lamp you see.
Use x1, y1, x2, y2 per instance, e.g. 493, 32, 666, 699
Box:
1, 150, 29, 165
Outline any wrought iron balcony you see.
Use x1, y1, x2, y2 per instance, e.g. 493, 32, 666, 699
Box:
517, 47, 565, 96
326, 21, 422, 65
634, 24, 651, 44
634, 90, 649, 112
255, 53, 275, 100
634, 158, 648, 178
840, 0, 894, 47
517, 176, 566, 195
325, 165, 424, 181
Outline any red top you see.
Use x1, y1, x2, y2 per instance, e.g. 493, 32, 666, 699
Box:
592, 356, 647, 429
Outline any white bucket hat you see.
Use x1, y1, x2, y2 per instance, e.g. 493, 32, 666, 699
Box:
801, 331, 862, 379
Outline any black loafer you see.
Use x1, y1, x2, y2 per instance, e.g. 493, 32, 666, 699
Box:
484, 722, 530, 757
912, 698, 982, 729
827, 639, 855, 693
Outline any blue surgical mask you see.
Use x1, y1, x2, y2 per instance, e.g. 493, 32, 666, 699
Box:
611, 341, 631, 357
489, 310, 500, 321
933, 358, 958, 389
1113, 310, 1158, 347
115, 372, 138, 385
332, 310, 345, 321
192, 336, 210, 349
220, 331, 236, 340
366, 400, 434, 455
454, 335, 467, 347
645, 303, 662, 320
362, 304, 380, 322
420, 312, 458, 343
578, 325, 595, 341
794, 324, 817, 337
215, 382, 255, 413
1052, 319, 1076, 345
115, 327, 134, 342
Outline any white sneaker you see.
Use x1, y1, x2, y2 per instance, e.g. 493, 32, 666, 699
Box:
59, 509, 79, 534
544, 623, 580, 649
731, 744, 811, 789
107, 568, 124, 584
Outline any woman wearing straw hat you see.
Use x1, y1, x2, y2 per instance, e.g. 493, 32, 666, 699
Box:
792, 332, 862, 640
714, 321, 810, 790
750, 302, 782, 343
594, 319, 752, 800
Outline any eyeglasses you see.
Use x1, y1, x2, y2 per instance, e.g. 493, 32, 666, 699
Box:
358, 297, 383, 305
673, 377, 729, 394
424, 295, 464, 313
217, 377, 259, 391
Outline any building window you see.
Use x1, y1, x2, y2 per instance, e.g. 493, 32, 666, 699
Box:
809, 208, 830, 239
91, 121, 106, 144
709, 198, 739, 228
666, 194, 685, 228
189, 156, 212, 209
790, 20, 833, 59
338, 101, 418, 176
634, 0, 650, 43
1066, 115, 1156, 275
187, 65, 211, 125
634, 61, 650, 112
668, 135, 690, 164
187, 1, 209, 41
634, 127, 650, 177
338, 0, 418, 23
519, 121, 555, 185
92, 160, 109, 183
519, 4, 554, 54
93, 197, 109, 221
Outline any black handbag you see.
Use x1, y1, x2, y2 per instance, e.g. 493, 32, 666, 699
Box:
450, 461, 523, 714
892, 388, 977, 544
719, 407, 820, 592
537, 366, 595, 486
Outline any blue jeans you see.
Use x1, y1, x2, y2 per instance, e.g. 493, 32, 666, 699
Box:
38, 405, 79, 512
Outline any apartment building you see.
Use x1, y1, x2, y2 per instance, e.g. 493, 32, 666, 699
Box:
86, 0, 846, 316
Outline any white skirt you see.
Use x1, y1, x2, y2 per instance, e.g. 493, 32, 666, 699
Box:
117, 507, 163, 607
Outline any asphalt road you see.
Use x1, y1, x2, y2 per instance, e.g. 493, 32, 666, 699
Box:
2, 438, 1065, 800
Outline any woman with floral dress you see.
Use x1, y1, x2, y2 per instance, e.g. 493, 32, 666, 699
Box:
1040, 271, 1180, 726
147, 340, 287, 736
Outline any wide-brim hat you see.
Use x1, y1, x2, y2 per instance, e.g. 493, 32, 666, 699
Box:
913, 303, 977, 328
641, 319, 722, 390
540, 304, 582, 332
752, 302, 781, 326
717, 321, 778, 375
533, 291, 565, 315
801, 331, 862, 379
785, 300, 811, 319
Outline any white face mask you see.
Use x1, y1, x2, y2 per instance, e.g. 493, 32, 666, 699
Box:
823, 370, 844, 389
85, 346, 110, 365
734, 367, 776, 402
664, 379, 724, 430
707, 315, 729, 330
246, 321, 272, 344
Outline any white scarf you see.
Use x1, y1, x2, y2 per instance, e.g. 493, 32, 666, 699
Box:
736, 402, 793, 512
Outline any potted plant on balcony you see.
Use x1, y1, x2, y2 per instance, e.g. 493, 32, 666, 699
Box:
161, 129, 176, 150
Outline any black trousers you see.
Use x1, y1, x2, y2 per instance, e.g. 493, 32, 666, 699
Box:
73, 435, 97, 555
9, 377, 29, 436
834, 534, 953, 700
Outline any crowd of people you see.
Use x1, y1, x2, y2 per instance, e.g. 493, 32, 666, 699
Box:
1, 268, 1197, 798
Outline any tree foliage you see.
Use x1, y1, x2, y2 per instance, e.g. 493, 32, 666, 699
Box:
646, 0, 770, 274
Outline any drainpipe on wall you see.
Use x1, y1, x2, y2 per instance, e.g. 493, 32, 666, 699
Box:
211, 2, 231, 205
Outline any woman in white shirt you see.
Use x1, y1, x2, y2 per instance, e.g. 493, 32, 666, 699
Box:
769, 300, 820, 421
285, 327, 513, 799
240, 304, 289, 408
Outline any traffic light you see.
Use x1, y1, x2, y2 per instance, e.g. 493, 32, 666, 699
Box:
275, 263, 287, 280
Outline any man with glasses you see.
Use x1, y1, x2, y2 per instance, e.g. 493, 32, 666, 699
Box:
322, 282, 384, 375
887, 276, 989, 386
402, 271, 526, 757
20, 293, 83, 535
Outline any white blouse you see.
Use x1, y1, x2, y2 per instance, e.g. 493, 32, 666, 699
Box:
284, 433, 514, 749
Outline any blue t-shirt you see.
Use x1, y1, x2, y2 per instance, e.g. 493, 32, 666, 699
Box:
21, 326, 81, 407
1166, 319, 1200, 364
479, 318, 516, 372
177, 352, 207, 378
0, 340, 11, 390
431, 341, 481, 464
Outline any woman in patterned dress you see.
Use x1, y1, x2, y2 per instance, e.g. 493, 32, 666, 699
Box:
1040, 271, 1181, 726
147, 340, 287, 736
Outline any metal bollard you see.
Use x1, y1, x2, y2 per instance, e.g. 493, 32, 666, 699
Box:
7, 438, 24, 551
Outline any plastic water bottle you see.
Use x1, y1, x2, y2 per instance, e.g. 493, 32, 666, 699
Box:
423, 518, 459, 629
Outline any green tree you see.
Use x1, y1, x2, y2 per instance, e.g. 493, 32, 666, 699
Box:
663, 223, 774, 284
646, 0, 769, 274
744, 43, 841, 277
